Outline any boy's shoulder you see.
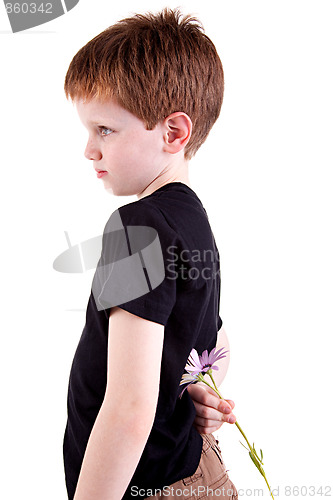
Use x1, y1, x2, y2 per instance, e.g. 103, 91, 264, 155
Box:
113, 195, 173, 237
100, 191, 177, 255
102, 182, 209, 250
118, 182, 205, 223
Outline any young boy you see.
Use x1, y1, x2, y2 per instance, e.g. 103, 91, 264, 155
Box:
63, 8, 238, 500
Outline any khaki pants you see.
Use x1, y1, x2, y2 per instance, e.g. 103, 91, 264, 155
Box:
145, 433, 238, 499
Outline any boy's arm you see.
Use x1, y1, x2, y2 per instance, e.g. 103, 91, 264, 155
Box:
187, 325, 236, 433
73, 307, 164, 500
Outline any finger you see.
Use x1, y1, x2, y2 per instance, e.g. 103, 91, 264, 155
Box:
192, 399, 236, 425
194, 415, 224, 428
194, 423, 223, 434
191, 399, 223, 422
188, 384, 236, 417
194, 406, 236, 425
225, 399, 235, 410
187, 385, 237, 423
216, 401, 236, 423
187, 384, 223, 411
218, 399, 234, 415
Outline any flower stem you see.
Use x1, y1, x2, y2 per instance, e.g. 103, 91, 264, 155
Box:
199, 371, 275, 500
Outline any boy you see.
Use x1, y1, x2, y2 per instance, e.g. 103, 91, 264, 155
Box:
63, 8, 238, 500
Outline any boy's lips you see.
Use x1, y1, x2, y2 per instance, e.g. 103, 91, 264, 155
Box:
95, 169, 108, 179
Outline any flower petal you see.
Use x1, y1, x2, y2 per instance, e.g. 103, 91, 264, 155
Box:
211, 347, 228, 364
188, 349, 203, 371
179, 372, 199, 398
179, 373, 197, 385
179, 383, 192, 398
200, 349, 209, 366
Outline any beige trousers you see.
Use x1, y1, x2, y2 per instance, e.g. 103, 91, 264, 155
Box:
145, 433, 238, 499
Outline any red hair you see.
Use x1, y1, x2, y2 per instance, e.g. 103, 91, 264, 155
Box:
64, 8, 224, 159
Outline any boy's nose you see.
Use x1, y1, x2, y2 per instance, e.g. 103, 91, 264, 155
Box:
84, 141, 102, 161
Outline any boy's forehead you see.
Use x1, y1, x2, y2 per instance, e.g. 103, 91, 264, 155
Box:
75, 96, 111, 113
75, 97, 122, 123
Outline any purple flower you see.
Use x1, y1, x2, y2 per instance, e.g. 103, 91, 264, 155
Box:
179, 346, 228, 398
185, 347, 228, 377
178, 346, 275, 499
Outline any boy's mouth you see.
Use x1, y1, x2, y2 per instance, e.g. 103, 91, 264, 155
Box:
96, 170, 108, 179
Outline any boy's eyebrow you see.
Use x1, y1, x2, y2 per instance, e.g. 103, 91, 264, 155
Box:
86, 118, 113, 125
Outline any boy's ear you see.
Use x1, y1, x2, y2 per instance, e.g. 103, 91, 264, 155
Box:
162, 112, 192, 154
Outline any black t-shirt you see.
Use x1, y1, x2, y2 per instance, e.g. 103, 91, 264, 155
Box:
63, 182, 223, 499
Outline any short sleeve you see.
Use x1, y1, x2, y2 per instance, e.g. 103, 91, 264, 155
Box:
91, 201, 179, 326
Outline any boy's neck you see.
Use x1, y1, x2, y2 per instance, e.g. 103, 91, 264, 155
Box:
137, 160, 191, 200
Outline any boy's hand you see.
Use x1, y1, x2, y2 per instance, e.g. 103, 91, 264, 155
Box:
187, 382, 236, 434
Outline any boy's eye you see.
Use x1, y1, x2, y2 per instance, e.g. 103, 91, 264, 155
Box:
98, 127, 113, 136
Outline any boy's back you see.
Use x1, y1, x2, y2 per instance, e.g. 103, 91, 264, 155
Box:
63, 182, 223, 497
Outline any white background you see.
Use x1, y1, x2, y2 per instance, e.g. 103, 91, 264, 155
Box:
1, 1, 332, 499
